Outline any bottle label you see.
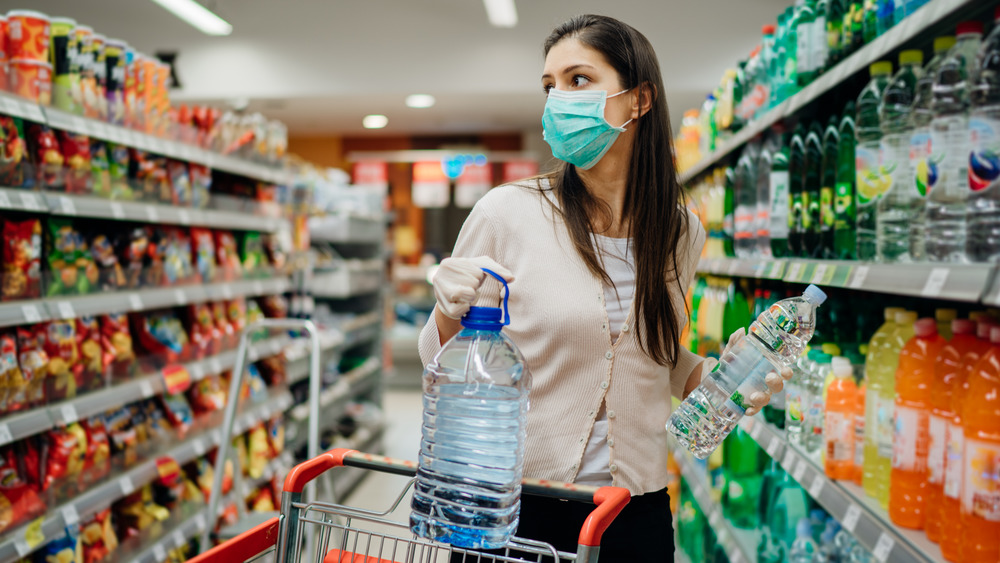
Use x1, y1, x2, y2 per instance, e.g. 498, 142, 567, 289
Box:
892, 405, 929, 472
723, 212, 734, 237
735, 204, 755, 239
727, 390, 748, 415
787, 384, 803, 423
796, 22, 812, 73
879, 136, 908, 199
876, 394, 894, 459
770, 171, 790, 238
962, 438, 1000, 521
808, 394, 824, 438
834, 181, 855, 230
969, 116, 1000, 192
801, 192, 813, 230
756, 203, 770, 237
909, 127, 933, 197
812, 17, 828, 70
856, 143, 886, 206
944, 420, 965, 499
928, 413, 947, 485
929, 122, 972, 196
826, 410, 853, 461
854, 412, 866, 468
820, 186, 834, 232
827, 18, 842, 52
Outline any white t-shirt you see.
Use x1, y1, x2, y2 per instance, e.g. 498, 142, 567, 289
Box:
576, 234, 634, 487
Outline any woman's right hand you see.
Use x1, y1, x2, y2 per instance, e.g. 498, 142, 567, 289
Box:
432, 256, 514, 320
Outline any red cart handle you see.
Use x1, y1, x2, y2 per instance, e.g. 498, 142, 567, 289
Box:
283, 448, 358, 493
578, 486, 631, 547
186, 516, 280, 563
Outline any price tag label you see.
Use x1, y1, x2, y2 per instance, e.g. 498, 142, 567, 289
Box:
110, 202, 125, 219
0, 96, 20, 116
145, 205, 160, 222
57, 301, 75, 320
792, 459, 808, 482
786, 262, 803, 282
174, 289, 187, 305
0, 191, 11, 208
842, 503, 862, 533
23, 103, 45, 123
195, 513, 207, 530
872, 533, 895, 562
193, 438, 207, 456
60, 403, 78, 424
0, 424, 13, 446
730, 549, 744, 563
766, 437, 780, 457
749, 422, 763, 441
21, 304, 41, 323
58, 196, 76, 215
152, 543, 166, 562
61, 504, 79, 526
189, 363, 205, 381
14, 538, 30, 557
20, 192, 41, 211
221, 284, 234, 299
848, 265, 870, 289
71, 117, 89, 135
139, 379, 155, 398
708, 509, 722, 527
810, 263, 830, 284
173, 530, 186, 547
177, 209, 191, 225
209, 358, 223, 374
808, 473, 825, 498
782, 449, 797, 471
128, 293, 144, 311
252, 280, 264, 295
119, 475, 135, 495
726, 260, 739, 275
922, 267, 950, 297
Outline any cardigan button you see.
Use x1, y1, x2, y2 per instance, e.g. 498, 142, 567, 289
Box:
608, 438, 615, 447
609, 464, 618, 473
622, 324, 630, 332
600, 381, 609, 390
605, 351, 613, 360
608, 410, 616, 419
588, 410, 595, 418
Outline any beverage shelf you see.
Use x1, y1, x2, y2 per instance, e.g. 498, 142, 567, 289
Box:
0, 387, 294, 562
677, 0, 983, 184
697, 257, 996, 303
0, 94, 292, 185
738, 416, 941, 563
669, 442, 757, 563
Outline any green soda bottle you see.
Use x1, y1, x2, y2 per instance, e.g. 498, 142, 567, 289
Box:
789, 126, 807, 256
862, 0, 878, 44
836, 102, 858, 259
721, 427, 767, 529
724, 167, 736, 257
821, 116, 840, 258
825, 0, 846, 68
804, 122, 824, 257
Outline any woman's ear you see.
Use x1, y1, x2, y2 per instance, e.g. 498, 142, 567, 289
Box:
631, 82, 656, 119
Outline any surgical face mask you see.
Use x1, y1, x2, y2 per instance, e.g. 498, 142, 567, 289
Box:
542, 88, 633, 170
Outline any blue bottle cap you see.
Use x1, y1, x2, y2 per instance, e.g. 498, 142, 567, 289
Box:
803, 284, 827, 305
460, 268, 510, 332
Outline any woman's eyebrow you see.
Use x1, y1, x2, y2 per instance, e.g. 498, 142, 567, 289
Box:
541, 63, 597, 81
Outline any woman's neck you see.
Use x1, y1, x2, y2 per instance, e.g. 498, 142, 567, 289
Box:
577, 138, 632, 237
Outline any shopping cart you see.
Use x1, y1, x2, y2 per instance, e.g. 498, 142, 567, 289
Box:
188, 447, 631, 563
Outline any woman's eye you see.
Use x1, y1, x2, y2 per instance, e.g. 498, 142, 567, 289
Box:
542, 84, 553, 94
572, 75, 591, 88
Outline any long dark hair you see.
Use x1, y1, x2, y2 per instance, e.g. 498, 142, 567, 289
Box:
542, 14, 689, 367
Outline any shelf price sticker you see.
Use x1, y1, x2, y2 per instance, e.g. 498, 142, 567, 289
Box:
781, 449, 797, 471
872, 533, 895, 562
808, 473, 825, 498
749, 421, 763, 441
194, 512, 207, 531
253, 280, 265, 295
145, 205, 160, 222
110, 202, 125, 219
58, 196, 76, 215
128, 293, 144, 311
220, 284, 234, 299
172, 530, 186, 548
193, 438, 207, 456
786, 262, 803, 282
19, 192, 41, 211
60, 404, 79, 425
0, 191, 11, 208
162, 365, 192, 394
766, 436, 780, 457
21, 304, 42, 323
152, 543, 166, 562
810, 263, 835, 285
61, 504, 79, 526
0, 424, 13, 446
921, 267, 950, 297
792, 459, 808, 482
729, 548, 744, 563
174, 289, 187, 305
177, 209, 191, 225
842, 503, 862, 533
56, 301, 75, 320
139, 379, 155, 398
119, 475, 135, 495
209, 358, 223, 375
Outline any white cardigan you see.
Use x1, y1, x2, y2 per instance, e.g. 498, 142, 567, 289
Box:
418, 180, 707, 495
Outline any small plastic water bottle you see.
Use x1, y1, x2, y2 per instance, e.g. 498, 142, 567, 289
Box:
668, 284, 827, 458
410, 270, 531, 549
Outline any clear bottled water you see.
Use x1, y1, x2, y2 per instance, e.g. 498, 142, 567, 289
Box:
803, 353, 831, 454
877, 51, 924, 262
856, 62, 893, 261
926, 22, 983, 262
789, 518, 821, 563
756, 136, 776, 256
967, 12, 1000, 262
411, 275, 530, 550
736, 142, 760, 257
668, 285, 826, 458
785, 352, 816, 446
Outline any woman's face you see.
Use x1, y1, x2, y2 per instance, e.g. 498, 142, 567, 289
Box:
541, 37, 633, 127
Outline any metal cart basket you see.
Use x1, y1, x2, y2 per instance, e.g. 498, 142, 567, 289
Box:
189, 448, 631, 563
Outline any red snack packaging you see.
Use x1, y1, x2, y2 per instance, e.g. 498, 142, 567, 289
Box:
211, 301, 235, 350
80, 507, 118, 563
15, 324, 48, 408
76, 316, 106, 391
227, 299, 247, 336
187, 374, 226, 415
0, 446, 46, 533
0, 116, 29, 187
166, 159, 191, 206
2, 218, 41, 302
79, 416, 110, 487
0, 332, 20, 415
42, 423, 87, 494
189, 163, 211, 208
214, 230, 242, 281
99, 313, 135, 380
128, 149, 171, 203
57, 130, 92, 194
190, 227, 217, 283
26, 122, 64, 190
185, 303, 218, 359
43, 320, 82, 402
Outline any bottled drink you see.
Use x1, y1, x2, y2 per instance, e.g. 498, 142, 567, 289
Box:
856, 62, 893, 261
812, 0, 829, 78
787, 350, 816, 446
889, 318, 944, 529
724, 166, 736, 257
911, 36, 957, 243
795, 0, 818, 88
926, 318, 976, 543
804, 122, 824, 257
958, 325, 1000, 561
927, 22, 984, 262
789, 518, 821, 563
789, 127, 807, 256
668, 285, 827, 458
826, 356, 857, 480
771, 135, 791, 256
836, 102, 858, 259
936, 308, 957, 340
785, 1, 807, 98
757, 136, 776, 255
861, 307, 904, 493
735, 142, 760, 257
878, 50, 925, 262
862, 0, 878, 44
772, 10, 791, 108
821, 116, 840, 258
721, 427, 765, 529
846, 1, 865, 56
876, 0, 894, 36
966, 8, 1000, 262
760, 24, 777, 116
854, 365, 867, 485
698, 94, 718, 156
825, 0, 845, 69
410, 275, 531, 549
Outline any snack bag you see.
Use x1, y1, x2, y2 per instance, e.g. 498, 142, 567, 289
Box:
267, 416, 285, 457
27, 123, 64, 190
227, 299, 247, 336
132, 311, 190, 368
90, 141, 111, 198
45, 219, 97, 296
15, 324, 48, 408
88, 232, 125, 291
57, 130, 92, 194
99, 313, 134, 379
2, 218, 41, 301
188, 375, 226, 414
160, 393, 193, 437
211, 301, 235, 350
257, 295, 288, 319
80, 508, 117, 563
249, 488, 275, 512
79, 416, 110, 487
43, 320, 82, 401
161, 228, 194, 286
75, 316, 105, 391
257, 354, 286, 386
189, 228, 216, 283
106, 142, 132, 200
128, 149, 170, 202
115, 227, 150, 289
42, 529, 80, 563
103, 407, 138, 470
247, 424, 270, 479
0, 116, 28, 187
185, 303, 217, 358
214, 230, 242, 281
166, 160, 192, 206
42, 424, 88, 494
189, 163, 211, 209
0, 447, 46, 533
0, 333, 20, 415
143, 228, 165, 287
239, 232, 266, 275
243, 364, 267, 402
263, 232, 287, 272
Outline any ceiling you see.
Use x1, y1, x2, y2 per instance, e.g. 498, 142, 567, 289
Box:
11, 0, 789, 138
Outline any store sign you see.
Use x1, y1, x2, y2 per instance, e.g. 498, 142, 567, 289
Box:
352, 161, 389, 192
502, 160, 539, 184
412, 161, 449, 208
455, 164, 492, 208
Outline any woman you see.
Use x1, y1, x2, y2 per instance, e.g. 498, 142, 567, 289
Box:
419, 14, 788, 561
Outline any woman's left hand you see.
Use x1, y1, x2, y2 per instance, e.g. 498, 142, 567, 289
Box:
720, 328, 794, 417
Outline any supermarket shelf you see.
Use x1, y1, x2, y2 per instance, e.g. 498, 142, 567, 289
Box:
332, 424, 386, 501
310, 263, 384, 299
738, 416, 939, 563
0, 388, 293, 563
33, 101, 292, 185
289, 358, 382, 422
669, 442, 756, 563
697, 257, 995, 303
309, 214, 385, 244
111, 502, 208, 563
0, 335, 289, 448
0, 276, 290, 330
678, 0, 981, 184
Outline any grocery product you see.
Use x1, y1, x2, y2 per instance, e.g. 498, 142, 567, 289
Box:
410, 271, 530, 549
770, 133, 790, 257
877, 50, 924, 263
789, 518, 820, 562
104, 39, 127, 126
7, 10, 50, 62
756, 135, 776, 256
735, 142, 759, 258
966, 8, 1000, 262
669, 285, 826, 457
786, 349, 815, 445
835, 102, 857, 259
855, 61, 892, 261
935, 308, 957, 340
803, 122, 824, 258
820, 115, 838, 258
9, 58, 51, 105
889, 318, 944, 529
2, 218, 42, 302
789, 126, 807, 256
825, 356, 856, 480
910, 36, 956, 235
721, 426, 765, 529
49, 16, 78, 113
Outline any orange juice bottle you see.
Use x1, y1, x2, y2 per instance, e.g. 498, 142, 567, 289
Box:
825, 357, 857, 480
941, 319, 995, 561
958, 325, 1000, 562
926, 319, 977, 543
889, 318, 944, 529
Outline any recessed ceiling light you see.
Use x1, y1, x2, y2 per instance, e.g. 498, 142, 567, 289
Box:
483, 0, 517, 28
363, 114, 388, 129
405, 94, 436, 109
148, 0, 232, 36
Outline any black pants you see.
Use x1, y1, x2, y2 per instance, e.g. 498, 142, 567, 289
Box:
450, 488, 674, 562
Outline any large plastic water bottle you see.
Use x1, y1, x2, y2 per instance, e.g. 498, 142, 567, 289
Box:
735, 142, 760, 257
926, 21, 984, 262
410, 270, 531, 549
967, 8, 1000, 262
856, 62, 893, 261
789, 518, 821, 563
668, 285, 827, 459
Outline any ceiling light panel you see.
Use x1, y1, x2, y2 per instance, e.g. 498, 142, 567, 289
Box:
405, 94, 436, 109
482, 0, 517, 28
149, 0, 233, 36
363, 114, 389, 129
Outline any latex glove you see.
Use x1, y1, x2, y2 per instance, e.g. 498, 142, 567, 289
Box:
432, 256, 514, 320
718, 328, 794, 417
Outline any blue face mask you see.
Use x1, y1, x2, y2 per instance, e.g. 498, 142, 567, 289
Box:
542, 88, 633, 170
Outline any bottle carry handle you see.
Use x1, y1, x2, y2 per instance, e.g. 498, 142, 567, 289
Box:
481, 268, 511, 326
